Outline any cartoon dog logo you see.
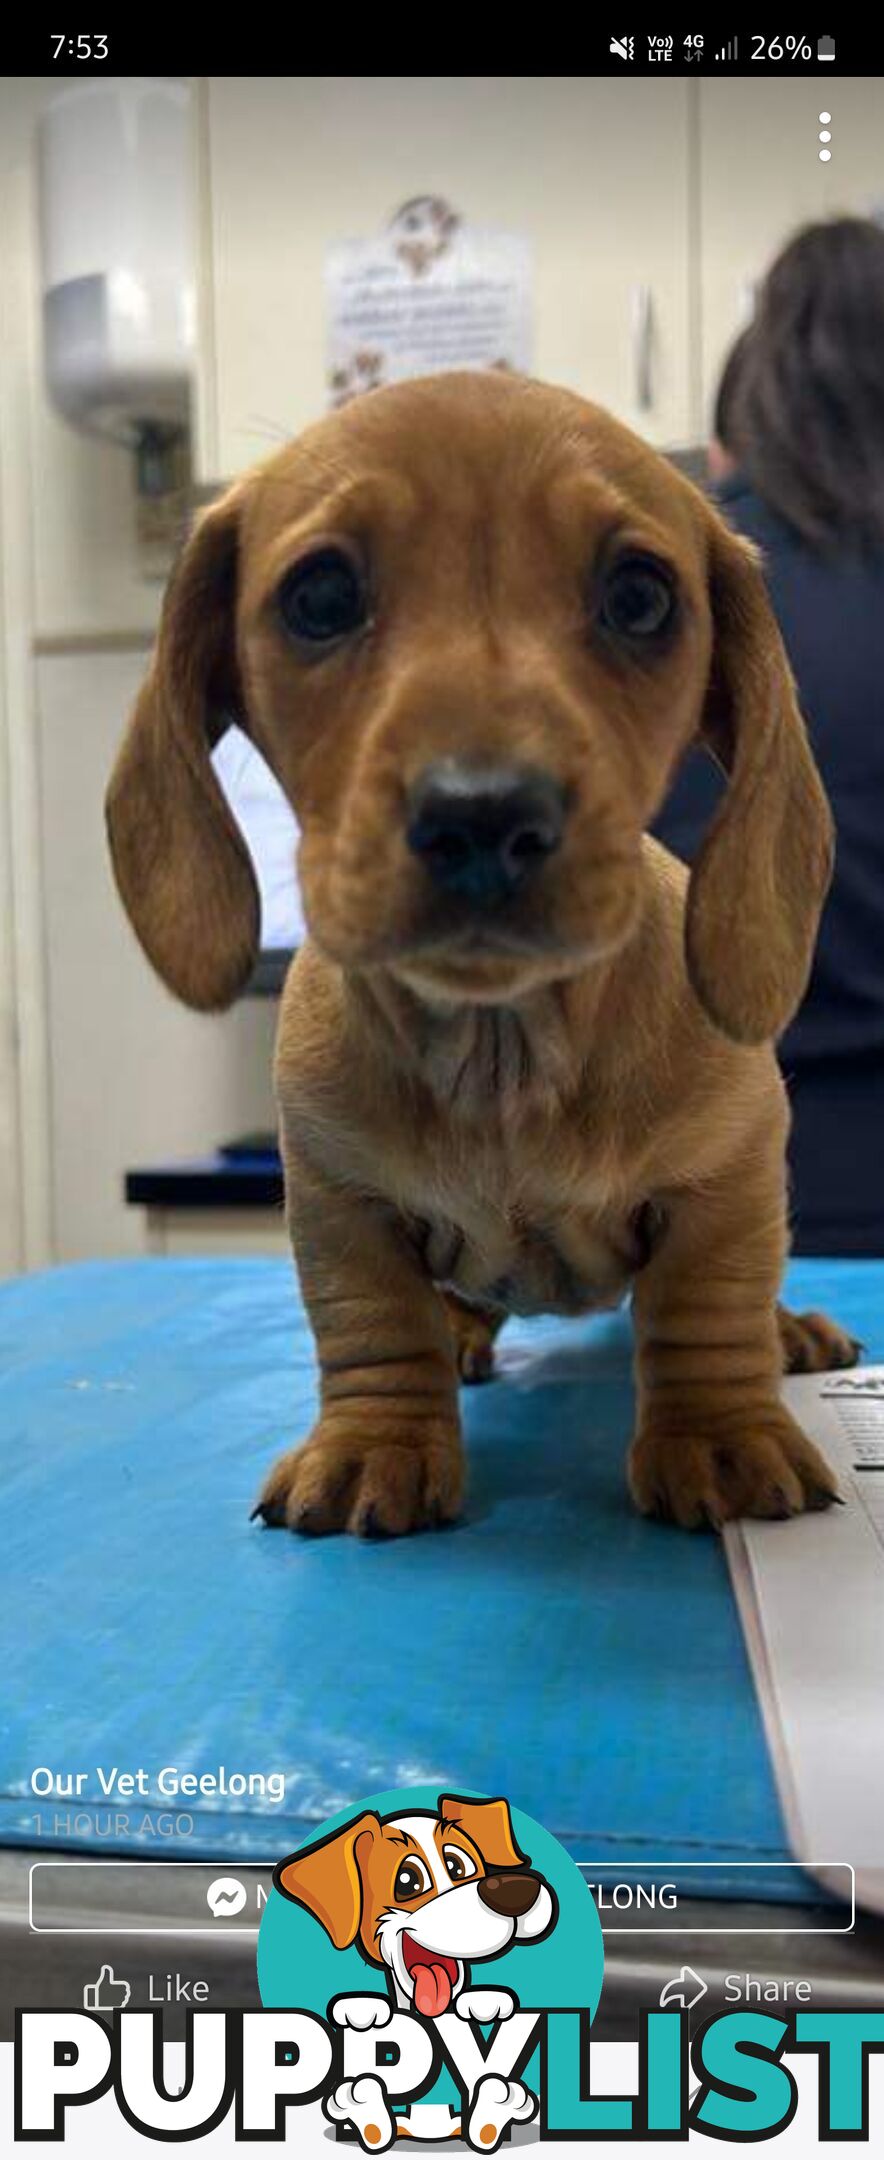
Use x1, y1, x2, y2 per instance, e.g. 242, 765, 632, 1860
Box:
275, 1791, 557, 2146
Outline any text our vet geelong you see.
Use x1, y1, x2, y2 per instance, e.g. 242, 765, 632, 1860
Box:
29, 1765, 286, 1803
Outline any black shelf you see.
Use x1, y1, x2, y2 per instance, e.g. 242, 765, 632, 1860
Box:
125, 1153, 284, 1210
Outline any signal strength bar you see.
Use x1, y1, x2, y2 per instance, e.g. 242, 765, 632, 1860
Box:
714, 36, 739, 61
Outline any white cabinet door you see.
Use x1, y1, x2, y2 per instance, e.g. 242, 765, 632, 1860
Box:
199, 75, 693, 479
699, 77, 884, 432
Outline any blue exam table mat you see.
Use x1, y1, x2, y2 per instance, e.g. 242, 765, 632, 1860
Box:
1, 1255, 880, 1905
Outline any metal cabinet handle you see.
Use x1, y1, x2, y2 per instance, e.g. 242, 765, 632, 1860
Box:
737, 277, 758, 326
631, 283, 655, 412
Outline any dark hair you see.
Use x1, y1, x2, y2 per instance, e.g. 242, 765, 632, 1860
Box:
721, 217, 884, 551
712, 327, 752, 452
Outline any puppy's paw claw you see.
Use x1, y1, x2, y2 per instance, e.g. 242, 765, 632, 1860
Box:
457, 1338, 497, 1385
629, 1407, 839, 1531
778, 1304, 862, 1375
443, 1295, 502, 1386
254, 1426, 464, 1539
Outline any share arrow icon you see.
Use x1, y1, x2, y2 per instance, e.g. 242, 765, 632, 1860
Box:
659, 1966, 707, 2010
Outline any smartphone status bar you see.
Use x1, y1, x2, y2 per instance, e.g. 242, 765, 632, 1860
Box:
2, 34, 880, 76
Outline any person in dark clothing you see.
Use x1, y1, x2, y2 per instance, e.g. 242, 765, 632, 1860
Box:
657, 219, 884, 1256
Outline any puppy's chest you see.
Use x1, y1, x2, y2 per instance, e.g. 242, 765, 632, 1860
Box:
399, 1165, 663, 1319
379, 1002, 655, 1315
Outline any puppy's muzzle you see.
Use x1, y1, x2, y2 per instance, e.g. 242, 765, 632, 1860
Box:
406, 760, 566, 905
477, 1870, 544, 1919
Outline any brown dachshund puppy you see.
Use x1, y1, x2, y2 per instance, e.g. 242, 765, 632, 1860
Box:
106, 371, 859, 1538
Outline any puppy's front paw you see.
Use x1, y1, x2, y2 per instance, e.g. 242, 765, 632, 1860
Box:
253, 1421, 464, 1538
629, 1405, 839, 1530
778, 1303, 862, 1375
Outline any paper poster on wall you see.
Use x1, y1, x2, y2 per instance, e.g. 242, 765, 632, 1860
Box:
325, 197, 533, 406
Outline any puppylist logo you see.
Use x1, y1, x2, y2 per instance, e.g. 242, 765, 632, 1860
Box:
13, 1786, 884, 2145
263, 1788, 566, 2147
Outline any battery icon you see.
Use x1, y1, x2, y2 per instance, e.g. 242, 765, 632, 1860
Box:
818, 36, 835, 60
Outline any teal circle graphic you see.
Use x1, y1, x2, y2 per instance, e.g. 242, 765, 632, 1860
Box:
258, 1783, 604, 2028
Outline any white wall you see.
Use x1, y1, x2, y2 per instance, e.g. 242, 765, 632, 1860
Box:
0, 444, 23, 1277
201, 75, 695, 476
0, 78, 277, 1272
0, 78, 54, 1274
36, 649, 276, 1260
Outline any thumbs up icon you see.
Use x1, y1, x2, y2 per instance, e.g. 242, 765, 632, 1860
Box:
83, 1964, 131, 2010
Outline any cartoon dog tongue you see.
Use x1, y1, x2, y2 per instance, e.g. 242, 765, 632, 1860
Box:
413, 1959, 454, 2018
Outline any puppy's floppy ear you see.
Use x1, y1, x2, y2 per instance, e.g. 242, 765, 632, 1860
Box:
438, 1794, 528, 1870
273, 1813, 381, 1951
105, 484, 261, 1011
684, 513, 833, 1045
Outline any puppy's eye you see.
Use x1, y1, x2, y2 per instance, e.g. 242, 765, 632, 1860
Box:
277, 547, 367, 645
598, 555, 676, 641
394, 1858, 432, 1901
442, 1845, 477, 1884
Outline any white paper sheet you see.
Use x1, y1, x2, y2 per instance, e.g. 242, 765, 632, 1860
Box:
325, 199, 532, 407
725, 1368, 884, 1916
212, 727, 304, 952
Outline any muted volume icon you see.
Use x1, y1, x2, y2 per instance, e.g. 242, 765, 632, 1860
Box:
818, 36, 835, 60
610, 36, 634, 60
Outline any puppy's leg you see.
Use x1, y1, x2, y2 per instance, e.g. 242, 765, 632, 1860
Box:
629, 1128, 839, 1529
777, 1303, 862, 1375
255, 1145, 463, 1538
442, 1291, 504, 1384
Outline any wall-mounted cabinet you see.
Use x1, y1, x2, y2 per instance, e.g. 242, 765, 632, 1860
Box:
194, 75, 882, 483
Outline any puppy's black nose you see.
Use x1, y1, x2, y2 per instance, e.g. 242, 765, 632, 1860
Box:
406, 762, 566, 903
477, 1870, 543, 1919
